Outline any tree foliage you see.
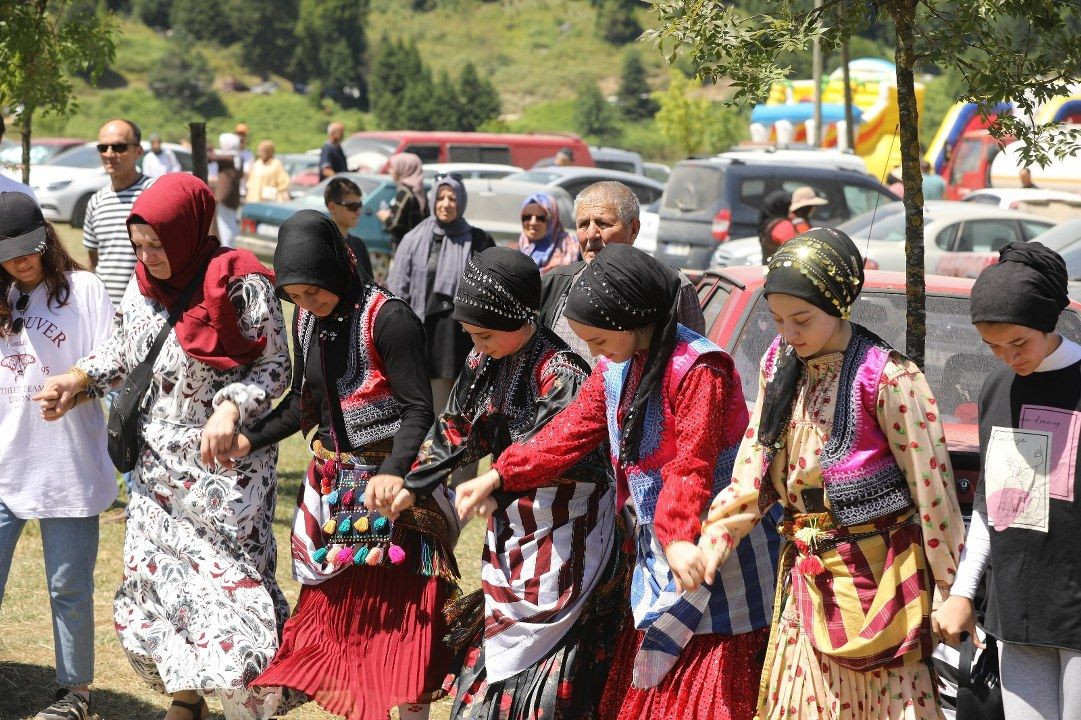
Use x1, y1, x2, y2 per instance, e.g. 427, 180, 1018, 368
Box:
597, 0, 642, 44
0, 0, 117, 181
292, 0, 369, 109
617, 51, 657, 121
644, 0, 1081, 366
574, 80, 620, 143
170, 0, 234, 45
652, 70, 744, 156
457, 62, 501, 132
147, 32, 225, 117
228, 0, 297, 79
131, 0, 170, 28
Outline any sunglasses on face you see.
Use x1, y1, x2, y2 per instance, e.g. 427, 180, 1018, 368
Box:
521, 213, 549, 223
96, 143, 135, 154
335, 201, 363, 212
10, 292, 29, 334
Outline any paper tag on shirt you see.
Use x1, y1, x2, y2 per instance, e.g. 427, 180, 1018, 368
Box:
984, 426, 1051, 533
1020, 405, 1080, 502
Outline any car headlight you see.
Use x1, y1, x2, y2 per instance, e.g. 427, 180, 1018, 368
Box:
42, 180, 71, 191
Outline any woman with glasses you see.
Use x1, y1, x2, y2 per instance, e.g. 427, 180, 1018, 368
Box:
0, 192, 114, 720
518, 192, 579, 273
37, 174, 295, 720
388, 175, 494, 414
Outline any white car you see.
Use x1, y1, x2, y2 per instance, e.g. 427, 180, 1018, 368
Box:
961, 187, 1081, 221
0, 141, 192, 227
711, 201, 1054, 273
422, 162, 523, 181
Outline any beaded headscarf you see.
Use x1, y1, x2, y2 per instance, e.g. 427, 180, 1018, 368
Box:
451, 246, 541, 331
759, 227, 865, 450
564, 244, 683, 463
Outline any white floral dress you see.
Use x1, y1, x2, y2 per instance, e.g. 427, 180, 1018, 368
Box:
77, 274, 292, 720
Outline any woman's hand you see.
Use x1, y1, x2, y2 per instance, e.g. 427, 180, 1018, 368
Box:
224, 433, 252, 462
33, 372, 85, 421
455, 469, 501, 522
932, 594, 981, 648
376, 208, 392, 222
366, 474, 406, 515
200, 401, 240, 469
666, 540, 707, 592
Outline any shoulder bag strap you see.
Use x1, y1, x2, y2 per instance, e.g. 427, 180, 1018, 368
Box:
138, 271, 205, 368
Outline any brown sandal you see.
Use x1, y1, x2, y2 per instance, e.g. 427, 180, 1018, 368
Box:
169, 697, 208, 720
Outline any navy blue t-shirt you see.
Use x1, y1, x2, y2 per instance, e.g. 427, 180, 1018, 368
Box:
319, 142, 348, 175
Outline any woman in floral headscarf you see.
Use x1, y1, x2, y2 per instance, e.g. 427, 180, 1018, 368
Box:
518, 192, 580, 273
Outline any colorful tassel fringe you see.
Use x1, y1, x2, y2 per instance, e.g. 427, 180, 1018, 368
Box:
326, 489, 340, 505
322, 518, 337, 535
373, 516, 389, 532
388, 544, 406, 565
354, 546, 370, 564
366, 547, 383, 565
355, 516, 370, 533
337, 517, 352, 534
313, 547, 328, 564
334, 546, 355, 564
342, 489, 355, 505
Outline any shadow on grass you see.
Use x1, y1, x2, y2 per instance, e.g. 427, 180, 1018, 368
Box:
273, 471, 306, 531
0, 662, 163, 720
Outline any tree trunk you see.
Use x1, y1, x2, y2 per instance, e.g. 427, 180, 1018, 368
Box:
20, 111, 32, 186
841, 41, 856, 151
189, 122, 208, 183
891, 0, 925, 368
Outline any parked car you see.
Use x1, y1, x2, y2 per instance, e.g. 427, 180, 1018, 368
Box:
0, 137, 85, 167
422, 162, 524, 180
696, 264, 1081, 511
656, 155, 897, 270
643, 161, 671, 184
960, 187, 1081, 221
342, 131, 593, 174
238, 173, 400, 281
3, 141, 192, 227
277, 152, 322, 198
636, 204, 660, 256
710, 201, 1054, 274
505, 166, 665, 207
461, 178, 575, 246
588, 146, 643, 175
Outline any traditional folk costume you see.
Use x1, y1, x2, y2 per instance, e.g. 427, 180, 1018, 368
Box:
72, 175, 292, 719
245, 211, 457, 720
700, 228, 966, 720
954, 242, 1081, 720
404, 247, 622, 720
494, 245, 780, 720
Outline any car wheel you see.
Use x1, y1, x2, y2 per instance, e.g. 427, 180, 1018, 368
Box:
70, 193, 93, 229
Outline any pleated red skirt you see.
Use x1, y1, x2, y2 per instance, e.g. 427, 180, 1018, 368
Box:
251, 563, 454, 720
598, 616, 769, 720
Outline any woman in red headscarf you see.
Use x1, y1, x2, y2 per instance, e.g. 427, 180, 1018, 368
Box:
38, 173, 296, 720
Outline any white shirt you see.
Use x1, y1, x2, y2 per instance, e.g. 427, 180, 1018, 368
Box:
0, 271, 116, 518
142, 148, 181, 178
0, 172, 38, 202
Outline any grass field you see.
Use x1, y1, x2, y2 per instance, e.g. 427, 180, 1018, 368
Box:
0, 225, 485, 720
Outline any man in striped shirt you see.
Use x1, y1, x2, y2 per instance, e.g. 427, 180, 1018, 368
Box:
83, 119, 153, 306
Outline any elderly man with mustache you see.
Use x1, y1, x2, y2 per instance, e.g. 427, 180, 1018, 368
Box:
537, 181, 704, 365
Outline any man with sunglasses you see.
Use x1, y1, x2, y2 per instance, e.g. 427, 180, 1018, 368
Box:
82, 118, 152, 308
324, 176, 373, 279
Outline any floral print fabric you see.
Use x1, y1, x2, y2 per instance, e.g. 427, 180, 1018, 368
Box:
701, 350, 965, 720
76, 275, 292, 719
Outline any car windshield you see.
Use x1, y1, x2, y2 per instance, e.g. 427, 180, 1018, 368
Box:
340, 137, 399, 172
47, 145, 104, 169
0, 143, 73, 165
729, 289, 1081, 425
1030, 219, 1081, 253
506, 171, 560, 184
662, 164, 722, 215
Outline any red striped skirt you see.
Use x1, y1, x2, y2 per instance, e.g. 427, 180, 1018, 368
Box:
251, 561, 454, 720
598, 615, 769, 720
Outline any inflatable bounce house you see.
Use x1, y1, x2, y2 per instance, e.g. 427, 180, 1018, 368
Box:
748, 58, 921, 179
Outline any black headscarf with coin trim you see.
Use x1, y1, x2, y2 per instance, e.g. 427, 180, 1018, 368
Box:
451, 246, 541, 331
564, 244, 683, 462
758, 227, 871, 450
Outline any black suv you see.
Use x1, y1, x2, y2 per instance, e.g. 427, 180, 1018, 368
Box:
655, 156, 899, 270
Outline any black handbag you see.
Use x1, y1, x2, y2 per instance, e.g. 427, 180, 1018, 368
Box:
955, 634, 1005, 720
107, 273, 203, 472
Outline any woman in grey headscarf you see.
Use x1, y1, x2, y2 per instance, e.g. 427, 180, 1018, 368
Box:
387, 175, 494, 411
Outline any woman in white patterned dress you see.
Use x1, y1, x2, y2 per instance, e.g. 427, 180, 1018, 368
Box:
38, 174, 293, 720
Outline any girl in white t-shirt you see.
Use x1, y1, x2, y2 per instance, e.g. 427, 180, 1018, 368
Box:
0, 192, 114, 720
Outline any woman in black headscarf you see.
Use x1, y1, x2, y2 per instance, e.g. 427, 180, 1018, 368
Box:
698, 227, 964, 720
936, 242, 1081, 720
453, 244, 777, 720
234, 210, 459, 720
370, 246, 621, 720
387, 175, 495, 414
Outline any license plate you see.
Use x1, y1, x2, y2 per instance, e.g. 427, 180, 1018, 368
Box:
256, 223, 279, 238
665, 242, 691, 256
